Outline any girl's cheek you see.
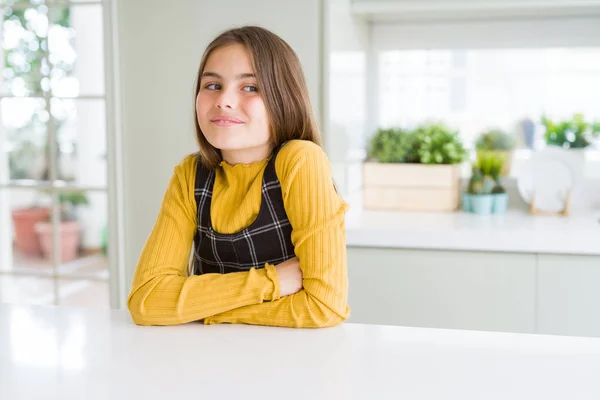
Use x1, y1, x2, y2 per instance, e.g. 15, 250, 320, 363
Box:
244, 96, 267, 117
196, 93, 211, 114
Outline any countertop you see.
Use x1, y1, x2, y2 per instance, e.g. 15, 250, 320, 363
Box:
345, 208, 600, 255
2, 304, 600, 399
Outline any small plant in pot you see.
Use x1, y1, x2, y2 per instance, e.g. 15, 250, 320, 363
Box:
541, 114, 600, 180
35, 192, 89, 263
489, 153, 509, 214
475, 129, 516, 176
541, 113, 600, 149
464, 165, 494, 215
463, 152, 507, 215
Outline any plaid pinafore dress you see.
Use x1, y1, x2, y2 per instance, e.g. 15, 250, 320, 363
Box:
188, 143, 295, 275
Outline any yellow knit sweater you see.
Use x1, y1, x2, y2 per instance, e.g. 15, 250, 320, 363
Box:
127, 140, 350, 328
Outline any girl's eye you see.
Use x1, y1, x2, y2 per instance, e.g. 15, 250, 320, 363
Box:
205, 83, 221, 90
242, 85, 258, 93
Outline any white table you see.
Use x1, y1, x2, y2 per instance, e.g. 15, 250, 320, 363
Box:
2, 304, 600, 400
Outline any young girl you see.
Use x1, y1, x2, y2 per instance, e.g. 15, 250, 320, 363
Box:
127, 26, 350, 328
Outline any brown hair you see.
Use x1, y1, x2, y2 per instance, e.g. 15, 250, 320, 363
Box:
193, 26, 322, 169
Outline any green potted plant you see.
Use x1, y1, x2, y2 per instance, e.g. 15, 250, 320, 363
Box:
464, 164, 493, 215
364, 122, 467, 211
488, 153, 509, 214
475, 129, 517, 176
463, 152, 507, 215
366, 127, 413, 163
541, 113, 600, 181
542, 113, 600, 149
34, 192, 89, 263
406, 122, 468, 164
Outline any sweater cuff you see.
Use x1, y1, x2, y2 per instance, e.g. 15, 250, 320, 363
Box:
264, 263, 281, 301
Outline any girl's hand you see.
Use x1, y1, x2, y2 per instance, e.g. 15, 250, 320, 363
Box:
274, 257, 303, 297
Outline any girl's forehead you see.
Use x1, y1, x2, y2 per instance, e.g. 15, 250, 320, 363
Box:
204, 44, 255, 74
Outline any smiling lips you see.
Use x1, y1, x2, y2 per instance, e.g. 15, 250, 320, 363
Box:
211, 116, 244, 127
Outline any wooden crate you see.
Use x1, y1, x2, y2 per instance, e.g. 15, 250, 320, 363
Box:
363, 162, 460, 211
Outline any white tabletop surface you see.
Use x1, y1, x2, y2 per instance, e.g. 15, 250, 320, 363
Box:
2, 304, 600, 399
345, 209, 600, 255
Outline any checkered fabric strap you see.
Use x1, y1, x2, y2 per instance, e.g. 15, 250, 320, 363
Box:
189, 142, 295, 276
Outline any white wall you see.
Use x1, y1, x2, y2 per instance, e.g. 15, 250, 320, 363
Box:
324, 0, 369, 196
72, 5, 107, 249
116, 0, 324, 292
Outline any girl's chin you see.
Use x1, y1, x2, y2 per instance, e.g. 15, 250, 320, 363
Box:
204, 132, 246, 149
204, 132, 270, 152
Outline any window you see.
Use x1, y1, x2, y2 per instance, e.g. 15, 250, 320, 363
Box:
0, 0, 110, 308
378, 48, 600, 149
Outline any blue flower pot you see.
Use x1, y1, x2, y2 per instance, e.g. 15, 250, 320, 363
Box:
492, 193, 509, 214
471, 195, 494, 215
462, 193, 472, 212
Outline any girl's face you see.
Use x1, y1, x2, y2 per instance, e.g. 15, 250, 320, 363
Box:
196, 44, 272, 165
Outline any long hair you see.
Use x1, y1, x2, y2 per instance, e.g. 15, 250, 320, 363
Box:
193, 26, 322, 169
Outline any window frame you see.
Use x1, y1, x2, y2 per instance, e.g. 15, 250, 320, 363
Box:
0, 0, 126, 309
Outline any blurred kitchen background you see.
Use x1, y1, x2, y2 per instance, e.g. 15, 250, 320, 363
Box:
0, 0, 599, 338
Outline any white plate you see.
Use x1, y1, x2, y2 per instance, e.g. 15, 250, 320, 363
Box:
517, 153, 574, 212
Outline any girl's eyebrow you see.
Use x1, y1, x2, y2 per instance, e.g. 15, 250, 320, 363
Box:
201, 72, 256, 80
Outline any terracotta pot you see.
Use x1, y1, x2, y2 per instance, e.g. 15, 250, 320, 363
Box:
34, 221, 81, 263
11, 207, 51, 256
